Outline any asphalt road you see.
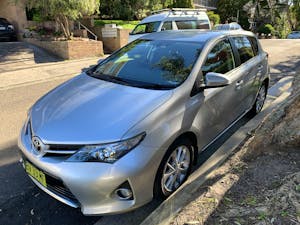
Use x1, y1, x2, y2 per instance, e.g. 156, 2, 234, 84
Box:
0, 39, 299, 225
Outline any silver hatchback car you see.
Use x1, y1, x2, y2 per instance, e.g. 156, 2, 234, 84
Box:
18, 30, 269, 215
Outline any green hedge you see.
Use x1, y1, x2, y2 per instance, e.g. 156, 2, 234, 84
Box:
94, 20, 140, 30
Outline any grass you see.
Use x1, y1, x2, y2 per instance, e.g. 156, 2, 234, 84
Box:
243, 196, 257, 206
257, 212, 267, 220
94, 20, 140, 30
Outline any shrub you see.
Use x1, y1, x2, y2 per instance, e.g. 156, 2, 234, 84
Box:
258, 24, 275, 35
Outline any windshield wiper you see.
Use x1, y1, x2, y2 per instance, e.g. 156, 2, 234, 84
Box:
134, 83, 177, 90
89, 72, 176, 90
90, 73, 133, 86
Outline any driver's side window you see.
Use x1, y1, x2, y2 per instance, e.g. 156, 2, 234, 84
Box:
201, 39, 235, 76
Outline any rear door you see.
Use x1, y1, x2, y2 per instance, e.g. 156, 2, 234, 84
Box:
230, 36, 261, 110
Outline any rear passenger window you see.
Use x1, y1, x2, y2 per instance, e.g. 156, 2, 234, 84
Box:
232, 37, 255, 64
248, 37, 259, 56
161, 21, 172, 31
175, 20, 210, 30
201, 39, 235, 75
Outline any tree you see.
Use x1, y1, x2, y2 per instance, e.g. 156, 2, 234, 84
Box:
288, 0, 300, 30
25, 0, 100, 39
171, 0, 194, 8
207, 11, 220, 27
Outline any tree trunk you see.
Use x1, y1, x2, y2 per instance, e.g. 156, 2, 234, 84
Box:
56, 15, 71, 40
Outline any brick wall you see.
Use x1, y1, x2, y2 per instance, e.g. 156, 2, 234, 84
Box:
91, 27, 131, 53
25, 38, 104, 60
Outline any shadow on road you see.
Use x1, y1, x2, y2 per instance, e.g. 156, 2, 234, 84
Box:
270, 55, 300, 85
0, 42, 63, 66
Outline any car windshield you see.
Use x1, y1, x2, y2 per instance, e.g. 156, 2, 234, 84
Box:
89, 39, 204, 89
131, 22, 161, 35
0, 18, 8, 24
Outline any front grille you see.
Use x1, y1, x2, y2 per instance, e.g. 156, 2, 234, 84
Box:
24, 157, 79, 205
48, 144, 83, 151
27, 120, 82, 156
45, 173, 79, 204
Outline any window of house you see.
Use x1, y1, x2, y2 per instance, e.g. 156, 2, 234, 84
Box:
201, 39, 235, 76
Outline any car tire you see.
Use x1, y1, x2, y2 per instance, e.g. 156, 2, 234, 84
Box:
154, 138, 193, 199
249, 83, 267, 116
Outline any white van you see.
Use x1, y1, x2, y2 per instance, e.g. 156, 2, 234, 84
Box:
129, 8, 211, 42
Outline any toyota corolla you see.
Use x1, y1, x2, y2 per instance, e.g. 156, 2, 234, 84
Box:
18, 30, 269, 215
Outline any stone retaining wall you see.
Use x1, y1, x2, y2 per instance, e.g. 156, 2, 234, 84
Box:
24, 38, 104, 60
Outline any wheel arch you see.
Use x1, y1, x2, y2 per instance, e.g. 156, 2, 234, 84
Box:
170, 131, 198, 165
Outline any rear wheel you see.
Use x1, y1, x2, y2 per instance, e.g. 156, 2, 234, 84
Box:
154, 138, 193, 198
249, 83, 267, 116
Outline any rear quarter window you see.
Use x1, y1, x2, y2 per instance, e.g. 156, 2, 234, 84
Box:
248, 37, 259, 56
232, 36, 255, 64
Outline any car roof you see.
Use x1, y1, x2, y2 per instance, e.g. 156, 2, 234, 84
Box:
140, 30, 256, 43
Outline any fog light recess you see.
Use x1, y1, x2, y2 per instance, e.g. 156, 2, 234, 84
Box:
114, 181, 134, 200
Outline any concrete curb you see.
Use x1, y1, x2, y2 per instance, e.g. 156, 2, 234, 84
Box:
139, 76, 294, 225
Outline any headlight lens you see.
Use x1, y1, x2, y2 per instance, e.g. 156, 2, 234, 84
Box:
8, 25, 14, 30
67, 132, 146, 163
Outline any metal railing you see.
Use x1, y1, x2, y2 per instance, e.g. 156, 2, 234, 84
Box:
78, 22, 98, 41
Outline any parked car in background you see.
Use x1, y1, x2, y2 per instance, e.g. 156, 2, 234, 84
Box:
214, 22, 242, 31
0, 18, 17, 41
19, 30, 269, 215
128, 8, 211, 42
287, 31, 300, 39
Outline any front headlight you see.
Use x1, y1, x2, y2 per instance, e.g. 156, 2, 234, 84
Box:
8, 25, 14, 30
67, 132, 146, 163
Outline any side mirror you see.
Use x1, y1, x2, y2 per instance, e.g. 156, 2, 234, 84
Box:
205, 72, 230, 88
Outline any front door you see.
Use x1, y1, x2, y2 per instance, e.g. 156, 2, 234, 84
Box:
190, 38, 245, 150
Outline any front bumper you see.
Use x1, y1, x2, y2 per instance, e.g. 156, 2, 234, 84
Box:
18, 124, 160, 215
0, 31, 17, 40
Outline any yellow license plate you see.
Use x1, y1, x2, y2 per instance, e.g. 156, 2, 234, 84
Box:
25, 161, 47, 187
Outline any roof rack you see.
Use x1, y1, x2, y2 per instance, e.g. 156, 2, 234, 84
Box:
151, 8, 207, 15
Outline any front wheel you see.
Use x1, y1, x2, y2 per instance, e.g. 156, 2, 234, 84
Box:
154, 138, 193, 198
249, 84, 267, 116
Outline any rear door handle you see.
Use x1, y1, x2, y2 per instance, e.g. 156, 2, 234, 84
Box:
236, 80, 244, 86
236, 80, 244, 90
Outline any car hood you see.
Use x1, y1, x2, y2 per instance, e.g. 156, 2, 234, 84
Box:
30, 74, 172, 144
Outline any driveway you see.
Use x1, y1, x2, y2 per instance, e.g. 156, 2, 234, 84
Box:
259, 39, 300, 85
0, 42, 61, 73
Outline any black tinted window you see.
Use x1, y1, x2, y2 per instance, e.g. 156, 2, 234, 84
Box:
232, 37, 255, 63
202, 39, 235, 75
176, 20, 210, 30
248, 37, 259, 56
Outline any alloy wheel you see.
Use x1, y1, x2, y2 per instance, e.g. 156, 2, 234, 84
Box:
161, 145, 191, 194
